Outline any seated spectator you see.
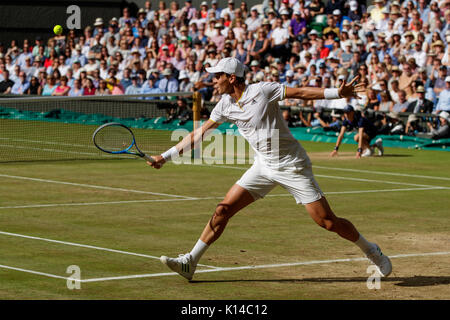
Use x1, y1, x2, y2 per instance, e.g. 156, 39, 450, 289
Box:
377, 111, 405, 136
68, 79, 83, 96
52, 75, 71, 96
25, 76, 42, 95
426, 111, 450, 140
125, 76, 142, 95
11, 71, 29, 94
405, 114, 426, 136
435, 77, 450, 113
141, 75, 163, 100
83, 78, 96, 95
407, 86, 434, 114
41, 75, 57, 96
391, 90, 409, 112
377, 92, 393, 113
95, 79, 111, 96
365, 88, 380, 111
178, 70, 193, 92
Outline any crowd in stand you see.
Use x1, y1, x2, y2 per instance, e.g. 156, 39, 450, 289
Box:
0, 0, 449, 138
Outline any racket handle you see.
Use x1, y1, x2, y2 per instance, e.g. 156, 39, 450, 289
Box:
142, 154, 155, 163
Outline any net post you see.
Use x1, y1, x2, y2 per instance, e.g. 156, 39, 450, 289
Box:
191, 91, 202, 160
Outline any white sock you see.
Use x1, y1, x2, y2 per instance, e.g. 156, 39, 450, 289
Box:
354, 233, 375, 254
190, 239, 209, 265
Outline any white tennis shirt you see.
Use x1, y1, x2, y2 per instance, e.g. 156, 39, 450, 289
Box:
209, 82, 310, 169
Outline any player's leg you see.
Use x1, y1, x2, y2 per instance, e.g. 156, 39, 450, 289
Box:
199, 184, 255, 245
160, 163, 274, 280
304, 196, 392, 276
304, 196, 359, 241
160, 184, 255, 280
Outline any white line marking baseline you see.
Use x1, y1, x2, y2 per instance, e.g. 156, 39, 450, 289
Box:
0, 173, 195, 199
0, 230, 218, 269
82, 251, 450, 283
0, 187, 443, 210
1, 251, 448, 283
313, 165, 450, 181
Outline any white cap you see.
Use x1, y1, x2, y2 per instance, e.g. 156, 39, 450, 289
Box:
179, 70, 189, 80
286, 70, 294, 77
205, 57, 246, 77
350, 0, 358, 10
446, 76, 450, 82
333, 9, 341, 15
439, 111, 449, 121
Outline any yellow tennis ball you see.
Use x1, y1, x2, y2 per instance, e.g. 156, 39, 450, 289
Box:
53, 25, 63, 35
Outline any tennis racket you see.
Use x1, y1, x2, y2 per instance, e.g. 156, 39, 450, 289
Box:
92, 122, 155, 163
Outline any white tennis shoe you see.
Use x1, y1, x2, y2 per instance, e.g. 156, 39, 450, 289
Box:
366, 244, 392, 277
375, 138, 384, 156
361, 148, 373, 157
160, 253, 196, 280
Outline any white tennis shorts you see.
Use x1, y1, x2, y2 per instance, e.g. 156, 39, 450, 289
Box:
236, 162, 324, 205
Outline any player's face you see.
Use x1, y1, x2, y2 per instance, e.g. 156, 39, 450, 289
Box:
213, 72, 233, 94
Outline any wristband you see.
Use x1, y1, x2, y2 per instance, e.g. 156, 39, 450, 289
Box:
161, 146, 179, 161
357, 148, 362, 153
324, 88, 341, 100
334, 146, 339, 151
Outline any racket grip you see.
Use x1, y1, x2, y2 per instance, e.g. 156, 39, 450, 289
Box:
142, 154, 155, 163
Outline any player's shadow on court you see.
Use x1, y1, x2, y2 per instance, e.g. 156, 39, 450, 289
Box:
191, 276, 450, 287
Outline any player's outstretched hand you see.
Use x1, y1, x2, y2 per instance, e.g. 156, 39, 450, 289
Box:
330, 150, 338, 157
147, 155, 166, 169
338, 75, 366, 99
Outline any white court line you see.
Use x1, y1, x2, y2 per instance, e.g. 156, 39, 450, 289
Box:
193, 164, 450, 190
313, 165, 450, 181
0, 230, 219, 269
2, 251, 449, 283
0, 173, 195, 199
0, 187, 443, 210
0, 264, 73, 281
82, 251, 450, 283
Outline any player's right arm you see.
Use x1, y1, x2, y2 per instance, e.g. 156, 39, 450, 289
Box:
148, 119, 220, 169
330, 125, 347, 157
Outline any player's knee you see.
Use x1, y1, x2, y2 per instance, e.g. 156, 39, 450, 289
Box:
318, 218, 336, 232
212, 203, 231, 224
353, 134, 359, 142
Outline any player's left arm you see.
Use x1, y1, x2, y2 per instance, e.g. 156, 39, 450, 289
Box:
285, 75, 365, 100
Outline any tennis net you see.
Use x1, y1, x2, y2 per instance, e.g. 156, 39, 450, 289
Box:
0, 93, 193, 162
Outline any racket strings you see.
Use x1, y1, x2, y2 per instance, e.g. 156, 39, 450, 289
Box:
95, 125, 134, 152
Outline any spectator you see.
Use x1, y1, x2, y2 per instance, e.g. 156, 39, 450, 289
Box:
407, 85, 434, 113
68, 79, 83, 97
391, 90, 409, 112
52, 75, 70, 96
378, 91, 394, 112
435, 76, 450, 112
25, 76, 42, 95
178, 70, 193, 92
83, 78, 96, 95
426, 111, 450, 139
142, 75, 163, 100
405, 114, 426, 136
11, 71, 29, 94
377, 111, 405, 136
41, 75, 57, 96
96, 79, 111, 96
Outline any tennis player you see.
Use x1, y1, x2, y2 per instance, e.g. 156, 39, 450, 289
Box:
148, 57, 392, 280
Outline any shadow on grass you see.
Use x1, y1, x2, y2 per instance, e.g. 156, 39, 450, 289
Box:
191, 275, 450, 287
